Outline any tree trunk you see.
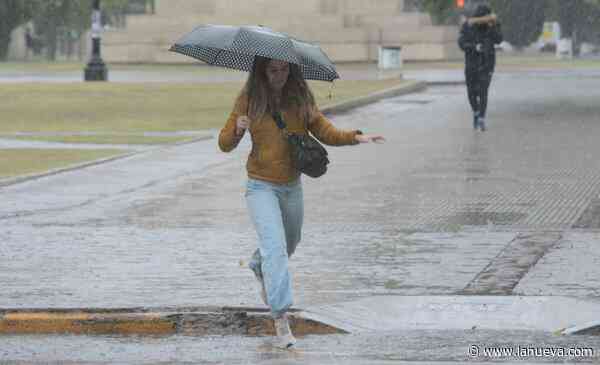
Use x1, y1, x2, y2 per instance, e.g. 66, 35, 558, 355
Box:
0, 0, 21, 60
45, 25, 58, 61
572, 26, 581, 57
0, 31, 11, 60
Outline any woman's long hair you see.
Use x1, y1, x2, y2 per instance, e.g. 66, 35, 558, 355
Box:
242, 56, 317, 125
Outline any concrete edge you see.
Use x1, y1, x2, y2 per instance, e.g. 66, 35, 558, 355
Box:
0, 305, 292, 314
0, 135, 212, 188
301, 295, 600, 336
320, 80, 427, 115
0, 306, 346, 337
0, 81, 426, 188
426, 81, 465, 86
560, 320, 600, 336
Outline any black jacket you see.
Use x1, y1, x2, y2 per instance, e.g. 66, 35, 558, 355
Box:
458, 21, 503, 75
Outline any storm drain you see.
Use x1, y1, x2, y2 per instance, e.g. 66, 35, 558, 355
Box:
0, 307, 346, 337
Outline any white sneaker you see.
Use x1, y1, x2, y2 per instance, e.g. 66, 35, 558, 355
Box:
273, 314, 296, 349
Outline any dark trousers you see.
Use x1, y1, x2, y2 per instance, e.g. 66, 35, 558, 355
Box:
466, 71, 492, 117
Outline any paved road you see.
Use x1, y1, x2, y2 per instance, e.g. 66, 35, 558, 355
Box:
1, 69, 600, 363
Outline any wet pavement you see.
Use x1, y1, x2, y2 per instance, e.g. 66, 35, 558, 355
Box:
2, 69, 600, 363
1, 330, 599, 364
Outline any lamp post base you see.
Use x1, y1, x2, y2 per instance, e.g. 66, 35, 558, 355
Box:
84, 58, 108, 81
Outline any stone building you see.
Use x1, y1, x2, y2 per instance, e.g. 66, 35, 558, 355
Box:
101, 0, 461, 63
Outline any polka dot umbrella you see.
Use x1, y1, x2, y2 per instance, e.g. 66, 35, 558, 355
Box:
169, 25, 340, 82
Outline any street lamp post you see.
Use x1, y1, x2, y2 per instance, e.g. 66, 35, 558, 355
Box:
84, 0, 108, 81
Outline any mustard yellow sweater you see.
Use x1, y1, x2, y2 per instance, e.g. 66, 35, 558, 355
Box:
219, 93, 361, 184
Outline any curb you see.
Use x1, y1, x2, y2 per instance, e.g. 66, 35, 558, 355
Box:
0, 306, 346, 337
320, 80, 427, 115
426, 81, 465, 86
0, 135, 212, 189
559, 320, 600, 336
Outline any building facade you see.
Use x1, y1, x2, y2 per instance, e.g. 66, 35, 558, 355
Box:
101, 0, 461, 63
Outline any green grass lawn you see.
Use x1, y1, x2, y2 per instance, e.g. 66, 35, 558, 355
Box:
1, 135, 198, 145
0, 79, 409, 134
0, 78, 410, 179
0, 149, 126, 179
0, 61, 240, 74
0, 62, 85, 72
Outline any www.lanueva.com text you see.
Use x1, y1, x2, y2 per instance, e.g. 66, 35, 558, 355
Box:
469, 345, 595, 359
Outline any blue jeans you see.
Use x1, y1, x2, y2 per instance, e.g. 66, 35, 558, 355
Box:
245, 178, 303, 318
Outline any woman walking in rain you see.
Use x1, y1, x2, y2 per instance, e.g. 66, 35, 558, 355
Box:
218, 56, 385, 348
458, 4, 503, 131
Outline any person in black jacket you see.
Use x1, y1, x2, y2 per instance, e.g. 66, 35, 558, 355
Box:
458, 4, 503, 131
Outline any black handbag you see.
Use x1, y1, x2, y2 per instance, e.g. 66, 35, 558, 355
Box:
272, 111, 329, 178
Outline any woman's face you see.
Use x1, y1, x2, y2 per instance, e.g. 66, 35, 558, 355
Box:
265, 60, 290, 92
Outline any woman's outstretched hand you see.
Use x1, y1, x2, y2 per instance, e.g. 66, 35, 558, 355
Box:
355, 134, 386, 144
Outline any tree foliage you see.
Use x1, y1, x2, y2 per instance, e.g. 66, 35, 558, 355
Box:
557, 0, 600, 42
0, 0, 128, 61
29, 0, 128, 60
419, 0, 600, 54
29, 0, 92, 60
542, 0, 600, 53
489, 0, 546, 49
0, 0, 35, 60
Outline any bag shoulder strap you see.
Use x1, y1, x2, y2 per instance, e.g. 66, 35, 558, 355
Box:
271, 111, 286, 130
272, 110, 311, 135
271, 111, 293, 137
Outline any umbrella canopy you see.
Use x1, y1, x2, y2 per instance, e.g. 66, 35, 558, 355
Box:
169, 25, 339, 82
